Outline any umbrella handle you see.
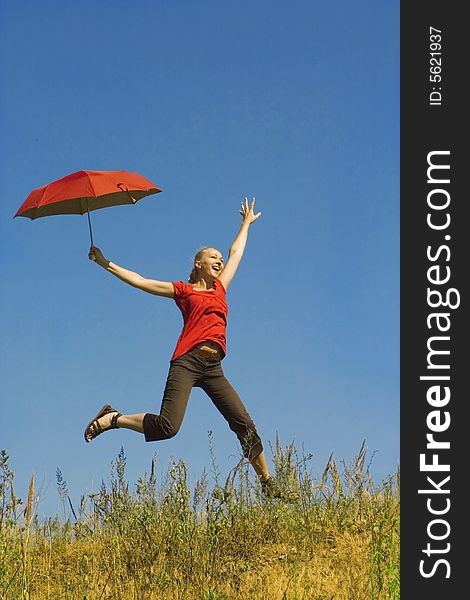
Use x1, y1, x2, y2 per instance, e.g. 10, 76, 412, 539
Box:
87, 209, 94, 246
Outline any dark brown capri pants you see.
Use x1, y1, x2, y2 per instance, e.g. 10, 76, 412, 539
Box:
143, 348, 263, 461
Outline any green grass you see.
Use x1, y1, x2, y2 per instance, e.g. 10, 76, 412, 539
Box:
0, 440, 399, 599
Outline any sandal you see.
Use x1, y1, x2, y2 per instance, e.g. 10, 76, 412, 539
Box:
84, 403, 122, 443
261, 477, 299, 502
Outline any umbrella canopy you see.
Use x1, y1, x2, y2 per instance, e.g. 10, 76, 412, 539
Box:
14, 169, 161, 244
15, 169, 161, 219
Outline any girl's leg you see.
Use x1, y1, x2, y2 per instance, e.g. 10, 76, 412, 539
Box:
200, 364, 268, 478
94, 412, 146, 433
84, 354, 201, 442
249, 450, 270, 481
142, 357, 197, 441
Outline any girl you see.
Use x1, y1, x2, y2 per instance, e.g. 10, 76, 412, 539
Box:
84, 197, 282, 497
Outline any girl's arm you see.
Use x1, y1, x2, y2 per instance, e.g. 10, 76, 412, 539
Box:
218, 197, 261, 290
88, 246, 175, 298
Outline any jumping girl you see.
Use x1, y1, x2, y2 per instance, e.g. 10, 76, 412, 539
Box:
84, 197, 281, 497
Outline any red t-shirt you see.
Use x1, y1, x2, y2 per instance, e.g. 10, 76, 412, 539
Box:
170, 279, 228, 361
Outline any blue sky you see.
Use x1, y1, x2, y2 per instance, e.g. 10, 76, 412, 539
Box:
0, 0, 399, 517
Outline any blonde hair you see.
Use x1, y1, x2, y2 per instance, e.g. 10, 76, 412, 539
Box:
188, 247, 210, 283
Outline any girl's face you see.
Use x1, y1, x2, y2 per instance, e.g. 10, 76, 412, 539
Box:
196, 248, 224, 279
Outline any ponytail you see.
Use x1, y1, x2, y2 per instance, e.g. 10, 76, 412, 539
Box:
188, 247, 210, 283
188, 266, 198, 283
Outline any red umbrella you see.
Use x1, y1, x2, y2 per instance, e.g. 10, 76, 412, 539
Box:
15, 169, 162, 244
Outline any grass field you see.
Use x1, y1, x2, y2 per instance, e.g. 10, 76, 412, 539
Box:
0, 439, 399, 600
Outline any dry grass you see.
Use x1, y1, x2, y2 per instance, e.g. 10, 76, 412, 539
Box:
0, 440, 399, 600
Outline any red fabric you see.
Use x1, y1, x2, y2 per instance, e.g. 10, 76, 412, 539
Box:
171, 279, 228, 361
15, 170, 161, 219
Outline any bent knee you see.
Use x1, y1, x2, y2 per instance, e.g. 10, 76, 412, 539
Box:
143, 413, 181, 442
159, 416, 181, 439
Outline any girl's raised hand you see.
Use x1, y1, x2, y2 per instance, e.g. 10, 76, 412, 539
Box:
239, 197, 262, 224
